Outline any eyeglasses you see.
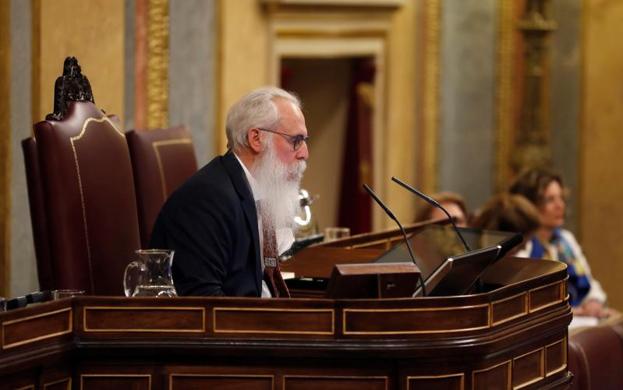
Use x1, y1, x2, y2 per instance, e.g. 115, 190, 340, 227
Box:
257, 128, 308, 151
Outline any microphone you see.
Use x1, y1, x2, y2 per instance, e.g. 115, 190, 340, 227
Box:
391, 176, 471, 252
363, 184, 427, 297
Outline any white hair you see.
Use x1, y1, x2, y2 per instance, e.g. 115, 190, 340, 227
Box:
225, 86, 301, 151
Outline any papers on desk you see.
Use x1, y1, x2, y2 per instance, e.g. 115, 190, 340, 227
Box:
569, 315, 599, 330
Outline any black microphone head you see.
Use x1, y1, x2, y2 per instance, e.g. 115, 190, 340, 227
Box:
363, 184, 397, 221
390, 176, 471, 252
391, 176, 441, 208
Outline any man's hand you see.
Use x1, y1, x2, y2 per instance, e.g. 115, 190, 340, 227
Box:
573, 299, 609, 318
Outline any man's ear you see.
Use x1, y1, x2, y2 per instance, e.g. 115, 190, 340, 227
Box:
247, 128, 263, 153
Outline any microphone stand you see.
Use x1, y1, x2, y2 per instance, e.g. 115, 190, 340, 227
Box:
363, 184, 427, 297
391, 176, 471, 252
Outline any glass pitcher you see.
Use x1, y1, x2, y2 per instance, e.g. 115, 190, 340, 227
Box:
123, 249, 177, 297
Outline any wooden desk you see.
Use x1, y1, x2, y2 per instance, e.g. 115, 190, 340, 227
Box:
0, 257, 572, 389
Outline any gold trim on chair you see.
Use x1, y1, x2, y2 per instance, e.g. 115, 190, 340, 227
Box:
69, 116, 125, 293
151, 138, 193, 200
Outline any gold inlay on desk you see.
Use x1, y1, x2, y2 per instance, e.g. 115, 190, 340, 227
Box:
343, 304, 490, 335
213, 306, 335, 335
82, 305, 205, 333
2, 307, 72, 350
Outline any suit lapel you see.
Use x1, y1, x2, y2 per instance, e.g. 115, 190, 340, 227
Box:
221, 151, 262, 293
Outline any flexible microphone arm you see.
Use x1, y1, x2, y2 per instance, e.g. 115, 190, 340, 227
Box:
363, 184, 427, 297
391, 176, 471, 252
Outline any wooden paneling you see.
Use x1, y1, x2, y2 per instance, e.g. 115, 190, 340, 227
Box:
407, 374, 464, 390
42, 377, 71, 390
213, 307, 334, 335
284, 375, 387, 390
1, 307, 71, 349
80, 375, 151, 390
170, 374, 273, 390
343, 304, 489, 335
0, 256, 573, 390
529, 281, 564, 312
491, 292, 528, 326
512, 348, 544, 389
545, 338, 567, 376
82, 306, 205, 333
472, 361, 511, 390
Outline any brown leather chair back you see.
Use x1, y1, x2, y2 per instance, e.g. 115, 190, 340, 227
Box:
568, 324, 623, 390
126, 125, 197, 247
21, 137, 54, 291
33, 101, 141, 295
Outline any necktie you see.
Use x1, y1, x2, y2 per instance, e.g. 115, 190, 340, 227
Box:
259, 205, 291, 298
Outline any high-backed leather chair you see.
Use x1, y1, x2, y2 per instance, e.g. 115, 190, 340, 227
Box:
568, 324, 623, 390
30, 101, 141, 295
126, 125, 197, 247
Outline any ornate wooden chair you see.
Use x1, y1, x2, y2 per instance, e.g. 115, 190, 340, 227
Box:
23, 57, 140, 295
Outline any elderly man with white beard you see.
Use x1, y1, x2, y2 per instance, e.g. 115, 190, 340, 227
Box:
150, 87, 309, 297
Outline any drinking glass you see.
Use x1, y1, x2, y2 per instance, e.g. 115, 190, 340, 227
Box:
324, 227, 351, 242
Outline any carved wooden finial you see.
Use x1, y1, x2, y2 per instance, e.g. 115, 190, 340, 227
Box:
46, 57, 95, 120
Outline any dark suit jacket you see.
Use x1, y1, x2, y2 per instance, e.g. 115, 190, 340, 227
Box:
150, 151, 262, 296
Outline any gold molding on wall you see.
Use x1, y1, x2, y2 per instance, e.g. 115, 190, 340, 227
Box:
0, 0, 10, 296
135, 0, 169, 130
146, 0, 169, 129
420, 0, 440, 195
495, 0, 518, 192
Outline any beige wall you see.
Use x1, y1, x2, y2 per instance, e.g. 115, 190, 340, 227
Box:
285, 58, 350, 231
580, 0, 623, 310
216, 1, 418, 229
383, 0, 417, 225
33, 0, 124, 122
217, 0, 269, 152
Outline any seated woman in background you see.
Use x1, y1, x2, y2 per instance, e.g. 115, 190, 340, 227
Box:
509, 168, 608, 318
471, 193, 540, 256
414, 191, 469, 227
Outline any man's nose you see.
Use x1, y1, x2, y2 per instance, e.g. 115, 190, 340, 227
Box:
296, 141, 309, 160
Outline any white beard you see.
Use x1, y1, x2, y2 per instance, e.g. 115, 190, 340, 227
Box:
252, 141, 306, 232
